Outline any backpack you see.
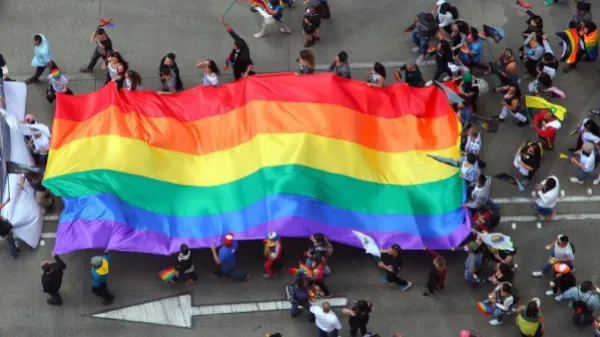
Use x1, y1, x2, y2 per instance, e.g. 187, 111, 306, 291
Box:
573, 292, 592, 317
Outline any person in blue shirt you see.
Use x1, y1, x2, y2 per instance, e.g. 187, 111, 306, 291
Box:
251, 0, 292, 38
90, 251, 114, 305
211, 233, 249, 281
559, 281, 600, 325
460, 28, 490, 74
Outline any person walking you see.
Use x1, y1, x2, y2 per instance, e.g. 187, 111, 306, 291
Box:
302, 0, 321, 47
105, 52, 128, 88
422, 248, 447, 297
220, 18, 255, 80
546, 263, 576, 301
80, 28, 113, 73
559, 280, 600, 326
309, 301, 342, 337
341, 300, 373, 337
569, 142, 600, 185
289, 276, 313, 320
25, 34, 56, 84
0, 52, 14, 81
0, 198, 19, 259
159, 53, 184, 91
327, 51, 351, 79
532, 234, 575, 278
90, 251, 115, 305
263, 231, 283, 279
516, 298, 544, 337
533, 176, 560, 221
123, 70, 143, 91
46, 69, 73, 103
251, 0, 292, 38
378, 244, 412, 291
41, 255, 67, 305
211, 233, 249, 280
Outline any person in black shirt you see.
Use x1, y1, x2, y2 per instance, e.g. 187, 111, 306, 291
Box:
80, 28, 113, 73
219, 17, 255, 80
175, 244, 197, 286
378, 244, 412, 291
159, 53, 184, 91
20, 171, 55, 213
0, 53, 13, 81
42, 255, 67, 305
302, 1, 321, 48
341, 300, 373, 337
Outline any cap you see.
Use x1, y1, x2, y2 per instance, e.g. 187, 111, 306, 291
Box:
266, 231, 280, 241
583, 142, 595, 153
462, 72, 472, 83
223, 233, 234, 246
91, 256, 103, 267
554, 263, 571, 274
51, 68, 61, 79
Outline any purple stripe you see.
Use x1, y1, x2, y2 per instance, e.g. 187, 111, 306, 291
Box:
54, 215, 471, 255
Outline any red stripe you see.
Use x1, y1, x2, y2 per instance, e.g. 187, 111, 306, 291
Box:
54, 73, 457, 122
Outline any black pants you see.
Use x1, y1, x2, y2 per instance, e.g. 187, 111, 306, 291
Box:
91, 282, 114, 301
46, 87, 73, 103
524, 58, 539, 75
47, 291, 63, 305
86, 49, 106, 70
31, 62, 59, 81
349, 323, 367, 337
433, 64, 451, 81
312, 280, 331, 296
386, 271, 409, 286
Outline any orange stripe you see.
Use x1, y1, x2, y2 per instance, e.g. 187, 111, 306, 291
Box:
51, 101, 459, 154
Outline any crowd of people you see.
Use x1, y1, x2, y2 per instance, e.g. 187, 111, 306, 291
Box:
3, 0, 600, 337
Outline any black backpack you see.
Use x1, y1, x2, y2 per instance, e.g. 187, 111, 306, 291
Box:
573, 292, 592, 316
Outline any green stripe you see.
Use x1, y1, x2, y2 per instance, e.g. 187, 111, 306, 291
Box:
43, 165, 463, 216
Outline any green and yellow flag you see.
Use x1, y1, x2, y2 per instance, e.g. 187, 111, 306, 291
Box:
525, 96, 567, 121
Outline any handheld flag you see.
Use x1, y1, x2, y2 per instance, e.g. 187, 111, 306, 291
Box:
222, 0, 239, 17
555, 29, 580, 64
525, 96, 567, 121
394, 71, 402, 82
352, 230, 381, 259
483, 25, 504, 43
98, 18, 115, 28
479, 233, 515, 251
493, 173, 525, 192
584, 29, 599, 62
427, 154, 459, 168
516, 0, 533, 9
404, 22, 417, 32
559, 153, 573, 161
477, 301, 494, 316
287, 262, 313, 277
471, 114, 499, 133
158, 266, 177, 283
434, 81, 464, 104
5, 161, 44, 175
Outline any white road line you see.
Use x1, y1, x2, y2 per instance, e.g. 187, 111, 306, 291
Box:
9, 60, 435, 81
501, 214, 600, 223
40, 232, 57, 239
494, 195, 600, 205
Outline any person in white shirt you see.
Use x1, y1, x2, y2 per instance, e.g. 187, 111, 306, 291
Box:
433, 1, 458, 36
46, 68, 72, 103
569, 142, 600, 185
309, 302, 342, 337
534, 176, 559, 221
532, 234, 575, 278
196, 59, 220, 87
483, 282, 515, 326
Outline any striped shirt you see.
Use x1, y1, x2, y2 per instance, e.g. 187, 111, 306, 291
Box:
552, 242, 574, 261
461, 160, 480, 183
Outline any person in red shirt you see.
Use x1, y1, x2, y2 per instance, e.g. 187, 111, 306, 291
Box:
422, 248, 447, 297
533, 110, 562, 150
308, 256, 332, 298
262, 232, 283, 279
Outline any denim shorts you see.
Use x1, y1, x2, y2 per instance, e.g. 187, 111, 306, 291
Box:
535, 204, 554, 216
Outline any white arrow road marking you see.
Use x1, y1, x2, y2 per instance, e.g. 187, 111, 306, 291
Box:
92, 294, 348, 328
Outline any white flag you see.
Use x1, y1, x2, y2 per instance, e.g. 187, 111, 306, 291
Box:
352, 230, 381, 258
479, 233, 514, 251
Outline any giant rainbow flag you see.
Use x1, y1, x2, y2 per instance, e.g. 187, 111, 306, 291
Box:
43, 73, 468, 255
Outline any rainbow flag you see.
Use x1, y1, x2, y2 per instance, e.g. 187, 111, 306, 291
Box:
477, 301, 494, 316
426, 45, 437, 55
556, 29, 580, 64
98, 18, 114, 28
478, 32, 487, 40
584, 29, 598, 62
43, 73, 468, 255
158, 266, 177, 282
287, 262, 313, 277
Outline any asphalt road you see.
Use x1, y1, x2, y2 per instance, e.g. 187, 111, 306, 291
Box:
1, 0, 600, 336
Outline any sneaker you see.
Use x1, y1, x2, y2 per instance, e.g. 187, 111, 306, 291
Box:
262, 273, 275, 279
379, 276, 388, 284
24, 77, 39, 85
280, 28, 291, 34
422, 292, 432, 297
593, 175, 600, 185
589, 110, 600, 117
489, 319, 503, 326
487, 276, 496, 282
532, 271, 543, 278
254, 31, 266, 38
554, 294, 563, 301
79, 67, 93, 73
570, 177, 584, 184
412, 47, 420, 53
399, 282, 412, 291
517, 121, 529, 127
545, 290, 555, 296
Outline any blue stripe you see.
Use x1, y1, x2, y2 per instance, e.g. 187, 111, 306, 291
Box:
60, 193, 465, 238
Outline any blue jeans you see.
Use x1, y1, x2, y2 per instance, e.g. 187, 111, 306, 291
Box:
460, 105, 473, 125
318, 328, 338, 337
219, 265, 248, 280
541, 251, 574, 275
411, 31, 429, 55
577, 169, 599, 181
464, 270, 481, 284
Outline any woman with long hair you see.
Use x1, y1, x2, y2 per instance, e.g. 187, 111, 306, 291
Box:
494, 83, 528, 126
489, 262, 514, 285
516, 298, 544, 337
514, 141, 542, 186
123, 70, 142, 91
341, 300, 373, 337
570, 118, 600, 152
367, 62, 386, 87
433, 40, 455, 81
105, 51, 128, 88
489, 48, 519, 86
296, 49, 316, 75
196, 59, 220, 86
434, 1, 459, 35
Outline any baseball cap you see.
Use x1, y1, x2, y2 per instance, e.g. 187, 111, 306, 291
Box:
223, 233, 234, 246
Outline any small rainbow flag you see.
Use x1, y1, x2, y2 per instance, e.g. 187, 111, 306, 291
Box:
158, 266, 177, 283
516, 0, 532, 9
478, 32, 487, 40
460, 46, 470, 55
426, 45, 437, 55
98, 18, 115, 28
394, 70, 402, 82
476, 301, 493, 316
51, 68, 61, 79
287, 261, 313, 277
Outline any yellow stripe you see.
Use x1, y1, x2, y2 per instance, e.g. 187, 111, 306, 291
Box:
45, 134, 459, 186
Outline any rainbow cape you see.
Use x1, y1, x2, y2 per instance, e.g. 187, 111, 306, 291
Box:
584, 29, 598, 62
556, 29, 580, 64
43, 73, 468, 255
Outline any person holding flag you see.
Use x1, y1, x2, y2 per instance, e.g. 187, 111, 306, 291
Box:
250, 0, 292, 38
263, 232, 284, 279
378, 244, 412, 291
